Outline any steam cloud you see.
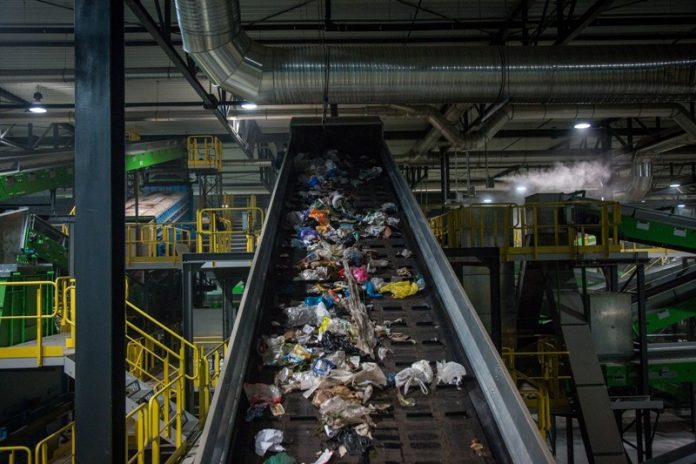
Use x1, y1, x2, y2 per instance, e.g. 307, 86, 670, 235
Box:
501, 161, 611, 195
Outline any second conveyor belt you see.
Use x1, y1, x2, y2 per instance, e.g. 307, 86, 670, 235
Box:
194, 118, 552, 464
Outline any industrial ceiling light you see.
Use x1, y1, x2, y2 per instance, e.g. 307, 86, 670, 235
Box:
28, 90, 47, 114
240, 102, 258, 110
482, 198, 493, 204
677, 204, 686, 208
515, 185, 527, 193
670, 182, 681, 188
574, 122, 591, 130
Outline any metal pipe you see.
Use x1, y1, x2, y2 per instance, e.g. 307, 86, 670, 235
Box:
174, 0, 696, 104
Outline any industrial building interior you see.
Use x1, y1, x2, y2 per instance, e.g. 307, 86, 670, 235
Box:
0, 0, 696, 463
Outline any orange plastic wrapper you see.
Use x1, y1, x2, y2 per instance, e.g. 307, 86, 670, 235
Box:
309, 209, 330, 226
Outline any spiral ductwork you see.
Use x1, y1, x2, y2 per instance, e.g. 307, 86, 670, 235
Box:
175, 0, 696, 104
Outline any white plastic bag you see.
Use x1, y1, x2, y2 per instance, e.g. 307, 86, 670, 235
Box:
395, 360, 433, 395
254, 428, 285, 456
436, 360, 467, 387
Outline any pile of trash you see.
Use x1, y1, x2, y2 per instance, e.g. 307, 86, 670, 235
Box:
248, 150, 469, 463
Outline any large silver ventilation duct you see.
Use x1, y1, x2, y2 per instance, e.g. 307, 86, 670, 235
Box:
175, 0, 696, 104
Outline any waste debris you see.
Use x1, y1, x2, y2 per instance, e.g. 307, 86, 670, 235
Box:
245, 149, 482, 461
255, 428, 285, 456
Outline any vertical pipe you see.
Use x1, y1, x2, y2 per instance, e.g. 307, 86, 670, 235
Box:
566, 416, 574, 464
637, 263, 652, 459
490, 256, 502, 352
440, 148, 450, 208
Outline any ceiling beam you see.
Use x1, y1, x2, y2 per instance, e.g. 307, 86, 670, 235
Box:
492, 0, 534, 44
124, 0, 252, 156
0, 86, 30, 106
554, 0, 615, 45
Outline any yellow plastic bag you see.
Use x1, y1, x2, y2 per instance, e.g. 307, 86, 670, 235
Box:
379, 281, 419, 299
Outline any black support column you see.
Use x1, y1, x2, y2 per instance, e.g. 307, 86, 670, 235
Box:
74, 2, 125, 462
440, 148, 450, 208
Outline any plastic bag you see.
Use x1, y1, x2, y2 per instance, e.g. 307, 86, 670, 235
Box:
364, 280, 382, 298
379, 281, 419, 299
319, 396, 373, 429
300, 267, 328, 281
264, 452, 297, 464
244, 383, 282, 405
312, 358, 337, 376
255, 429, 285, 456
343, 247, 363, 266
395, 360, 433, 395
352, 362, 387, 388
285, 344, 312, 365
259, 335, 288, 366
284, 302, 329, 326
351, 266, 369, 284
330, 427, 372, 456
436, 361, 467, 387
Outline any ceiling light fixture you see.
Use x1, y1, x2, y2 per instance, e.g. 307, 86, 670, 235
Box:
670, 183, 681, 188
515, 185, 527, 193
677, 204, 686, 208
28, 90, 47, 114
482, 198, 493, 204
574, 122, 591, 130
240, 102, 258, 110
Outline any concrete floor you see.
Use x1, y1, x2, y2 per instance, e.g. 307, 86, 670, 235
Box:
550, 412, 695, 463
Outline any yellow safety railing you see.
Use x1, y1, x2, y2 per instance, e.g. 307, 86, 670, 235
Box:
0, 446, 32, 464
198, 339, 228, 419
148, 373, 187, 464
56, 277, 76, 349
125, 300, 200, 385
60, 206, 77, 236
196, 207, 265, 253
35, 421, 74, 464
0, 277, 229, 462
125, 222, 194, 265
502, 338, 572, 434
126, 403, 149, 464
0, 280, 61, 367
187, 135, 222, 171
429, 200, 622, 259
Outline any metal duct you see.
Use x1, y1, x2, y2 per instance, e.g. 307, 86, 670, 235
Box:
411, 104, 471, 156
175, 0, 696, 104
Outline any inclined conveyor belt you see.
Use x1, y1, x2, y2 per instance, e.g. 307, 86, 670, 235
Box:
194, 118, 552, 464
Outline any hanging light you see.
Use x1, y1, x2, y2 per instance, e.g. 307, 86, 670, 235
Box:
240, 102, 257, 110
574, 122, 591, 130
28, 89, 47, 114
669, 182, 681, 188
515, 185, 528, 193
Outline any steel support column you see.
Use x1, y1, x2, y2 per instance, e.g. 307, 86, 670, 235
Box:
74, 1, 125, 462
182, 261, 195, 411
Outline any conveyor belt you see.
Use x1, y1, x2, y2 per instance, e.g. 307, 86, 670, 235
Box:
195, 118, 552, 464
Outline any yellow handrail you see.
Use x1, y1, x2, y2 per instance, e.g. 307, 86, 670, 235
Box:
35, 421, 74, 464
0, 280, 58, 367
0, 446, 32, 464
126, 403, 148, 464
429, 200, 622, 258
196, 207, 265, 253
148, 373, 187, 464
187, 135, 223, 171
125, 222, 194, 265
1, 277, 229, 462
